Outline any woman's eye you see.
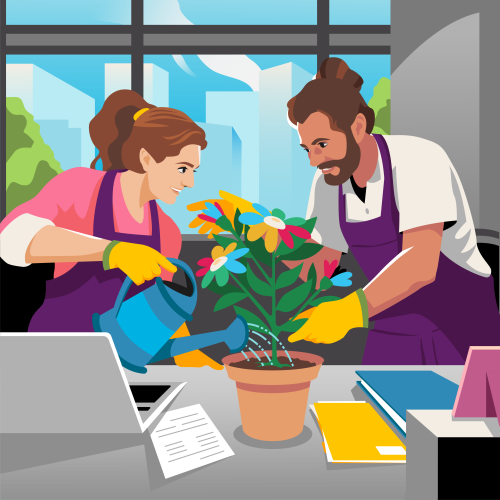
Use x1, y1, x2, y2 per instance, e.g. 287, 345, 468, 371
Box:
319, 142, 328, 148
178, 167, 187, 174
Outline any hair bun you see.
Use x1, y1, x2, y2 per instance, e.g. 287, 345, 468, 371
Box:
316, 57, 364, 92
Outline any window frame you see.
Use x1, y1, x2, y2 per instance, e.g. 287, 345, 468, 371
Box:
0, 0, 390, 219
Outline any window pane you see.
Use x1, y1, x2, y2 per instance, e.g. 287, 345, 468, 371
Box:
330, 0, 390, 25
329, 54, 391, 134
6, 0, 131, 25
142, 54, 316, 233
144, 0, 317, 25
6, 55, 130, 214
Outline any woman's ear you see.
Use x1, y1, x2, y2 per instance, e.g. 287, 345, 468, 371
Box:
351, 113, 367, 144
139, 148, 154, 173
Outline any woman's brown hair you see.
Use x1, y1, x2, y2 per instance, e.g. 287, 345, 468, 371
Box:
287, 57, 375, 134
89, 90, 207, 171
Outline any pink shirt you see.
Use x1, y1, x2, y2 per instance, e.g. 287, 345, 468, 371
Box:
0, 168, 182, 280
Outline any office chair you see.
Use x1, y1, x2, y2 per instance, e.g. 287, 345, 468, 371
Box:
476, 229, 500, 311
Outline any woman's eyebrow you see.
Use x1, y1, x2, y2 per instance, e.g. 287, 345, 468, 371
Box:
176, 161, 195, 168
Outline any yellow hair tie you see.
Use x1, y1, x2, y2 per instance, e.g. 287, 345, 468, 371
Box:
133, 108, 149, 121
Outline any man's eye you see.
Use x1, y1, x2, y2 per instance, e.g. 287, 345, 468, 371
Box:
303, 148, 310, 153
319, 142, 328, 148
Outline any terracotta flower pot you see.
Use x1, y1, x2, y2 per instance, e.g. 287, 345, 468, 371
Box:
222, 351, 324, 441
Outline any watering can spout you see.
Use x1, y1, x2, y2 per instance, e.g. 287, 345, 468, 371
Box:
149, 315, 249, 363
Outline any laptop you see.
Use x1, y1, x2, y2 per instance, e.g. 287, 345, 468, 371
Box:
0, 332, 186, 434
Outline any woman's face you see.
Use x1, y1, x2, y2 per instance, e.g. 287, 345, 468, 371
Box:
140, 144, 200, 204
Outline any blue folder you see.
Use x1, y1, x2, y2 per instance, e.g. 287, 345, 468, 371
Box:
356, 371, 459, 437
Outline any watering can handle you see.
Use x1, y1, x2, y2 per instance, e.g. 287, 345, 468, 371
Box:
112, 259, 197, 318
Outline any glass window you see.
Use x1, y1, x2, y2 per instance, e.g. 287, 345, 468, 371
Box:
6, 55, 130, 214
6, 0, 131, 25
144, 0, 317, 25
143, 54, 316, 233
330, 0, 390, 25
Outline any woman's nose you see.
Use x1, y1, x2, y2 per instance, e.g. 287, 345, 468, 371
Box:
182, 172, 195, 188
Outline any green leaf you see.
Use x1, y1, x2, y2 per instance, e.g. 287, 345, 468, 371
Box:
284, 217, 306, 226
216, 215, 233, 232
213, 233, 237, 249
246, 264, 272, 297
278, 242, 323, 262
308, 263, 317, 292
214, 292, 247, 312
279, 318, 308, 333
201, 270, 215, 288
276, 233, 306, 257
206, 281, 241, 296
320, 276, 334, 290
310, 296, 341, 307
233, 306, 268, 330
277, 280, 313, 313
301, 217, 317, 235
234, 208, 243, 236
276, 264, 303, 289
271, 208, 286, 220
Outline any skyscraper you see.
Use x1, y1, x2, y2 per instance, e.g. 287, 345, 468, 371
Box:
6, 64, 95, 169
259, 63, 314, 218
206, 91, 259, 202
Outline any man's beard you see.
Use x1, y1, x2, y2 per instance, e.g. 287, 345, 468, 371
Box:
318, 129, 361, 186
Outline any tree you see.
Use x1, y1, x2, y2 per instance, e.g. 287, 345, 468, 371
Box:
368, 77, 391, 135
6, 97, 62, 214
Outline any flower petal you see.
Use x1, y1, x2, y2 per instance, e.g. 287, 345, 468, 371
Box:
196, 267, 210, 277
252, 203, 272, 217
225, 259, 247, 274
272, 208, 286, 220
247, 222, 268, 241
198, 213, 216, 223
201, 270, 215, 288
215, 265, 229, 287
287, 225, 311, 240
331, 272, 353, 287
226, 247, 250, 260
278, 228, 294, 249
239, 212, 264, 226
223, 242, 237, 256
197, 257, 214, 268
264, 227, 279, 252
214, 201, 225, 215
203, 202, 222, 220
323, 259, 339, 278
284, 217, 306, 226
211, 246, 225, 260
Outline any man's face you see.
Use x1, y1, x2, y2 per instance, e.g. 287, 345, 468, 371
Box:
297, 112, 360, 186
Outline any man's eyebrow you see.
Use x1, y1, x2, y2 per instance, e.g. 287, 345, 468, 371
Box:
311, 138, 330, 145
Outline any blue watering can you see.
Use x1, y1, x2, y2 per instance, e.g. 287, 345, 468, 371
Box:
92, 258, 249, 373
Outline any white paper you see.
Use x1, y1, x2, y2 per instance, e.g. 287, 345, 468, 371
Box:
376, 446, 406, 455
151, 404, 234, 479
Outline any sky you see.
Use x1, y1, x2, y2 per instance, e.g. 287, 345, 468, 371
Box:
7, 0, 390, 25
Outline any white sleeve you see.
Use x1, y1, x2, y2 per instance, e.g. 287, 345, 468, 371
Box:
391, 138, 458, 233
0, 214, 55, 267
306, 170, 348, 252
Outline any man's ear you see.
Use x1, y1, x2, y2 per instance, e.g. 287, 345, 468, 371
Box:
351, 113, 367, 144
139, 148, 154, 172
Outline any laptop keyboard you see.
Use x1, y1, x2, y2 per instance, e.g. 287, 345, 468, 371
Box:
129, 385, 171, 403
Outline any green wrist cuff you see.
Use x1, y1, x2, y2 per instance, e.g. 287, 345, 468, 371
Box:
355, 288, 369, 328
103, 240, 121, 271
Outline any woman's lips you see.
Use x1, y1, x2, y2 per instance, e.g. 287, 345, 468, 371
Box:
321, 166, 341, 176
171, 187, 182, 195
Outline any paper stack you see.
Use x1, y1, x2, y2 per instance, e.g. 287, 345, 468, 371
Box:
310, 401, 406, 463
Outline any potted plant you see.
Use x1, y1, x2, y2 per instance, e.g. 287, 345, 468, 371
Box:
189, 193, 350, 441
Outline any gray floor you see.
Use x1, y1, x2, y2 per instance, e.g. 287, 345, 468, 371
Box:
152, 239, 370, 367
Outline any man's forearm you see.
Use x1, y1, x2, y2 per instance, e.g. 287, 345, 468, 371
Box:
26, 226, 111, 264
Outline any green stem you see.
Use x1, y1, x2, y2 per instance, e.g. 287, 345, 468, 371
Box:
233, 232, 272, 285
288, 287, 323, 324
270, 251, 279, 364
230, 272, 272, 326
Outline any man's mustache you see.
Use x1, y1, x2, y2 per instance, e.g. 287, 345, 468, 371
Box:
317, 160, 339, 171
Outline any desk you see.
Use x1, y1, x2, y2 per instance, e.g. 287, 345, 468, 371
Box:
0, 365, 463, 500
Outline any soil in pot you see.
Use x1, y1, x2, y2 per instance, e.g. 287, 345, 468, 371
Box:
230, 356, 316, 370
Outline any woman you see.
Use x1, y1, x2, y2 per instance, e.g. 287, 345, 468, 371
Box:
285, 58, 500, 364
0, 89, 221, 369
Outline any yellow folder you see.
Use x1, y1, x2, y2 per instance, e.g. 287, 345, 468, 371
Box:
312, 402, 406, 463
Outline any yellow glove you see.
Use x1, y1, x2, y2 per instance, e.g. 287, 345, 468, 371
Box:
103, 241, 177, 286
288, 290, 369, 344
187, 191, 259, 238
170, 323, 223, 370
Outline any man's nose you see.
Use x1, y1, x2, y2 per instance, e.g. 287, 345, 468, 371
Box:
309, 147, 324, 167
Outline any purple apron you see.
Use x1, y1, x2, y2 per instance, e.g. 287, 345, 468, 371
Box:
339, 134, 500, 364
29, 169, 161, 332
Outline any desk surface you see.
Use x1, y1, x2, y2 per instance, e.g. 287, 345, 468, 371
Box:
1, 365, 463, 500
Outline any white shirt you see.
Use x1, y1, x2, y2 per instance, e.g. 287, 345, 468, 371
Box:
306, 135, 491, 278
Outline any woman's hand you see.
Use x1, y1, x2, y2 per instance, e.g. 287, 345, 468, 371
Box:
104, 241, 177, 285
